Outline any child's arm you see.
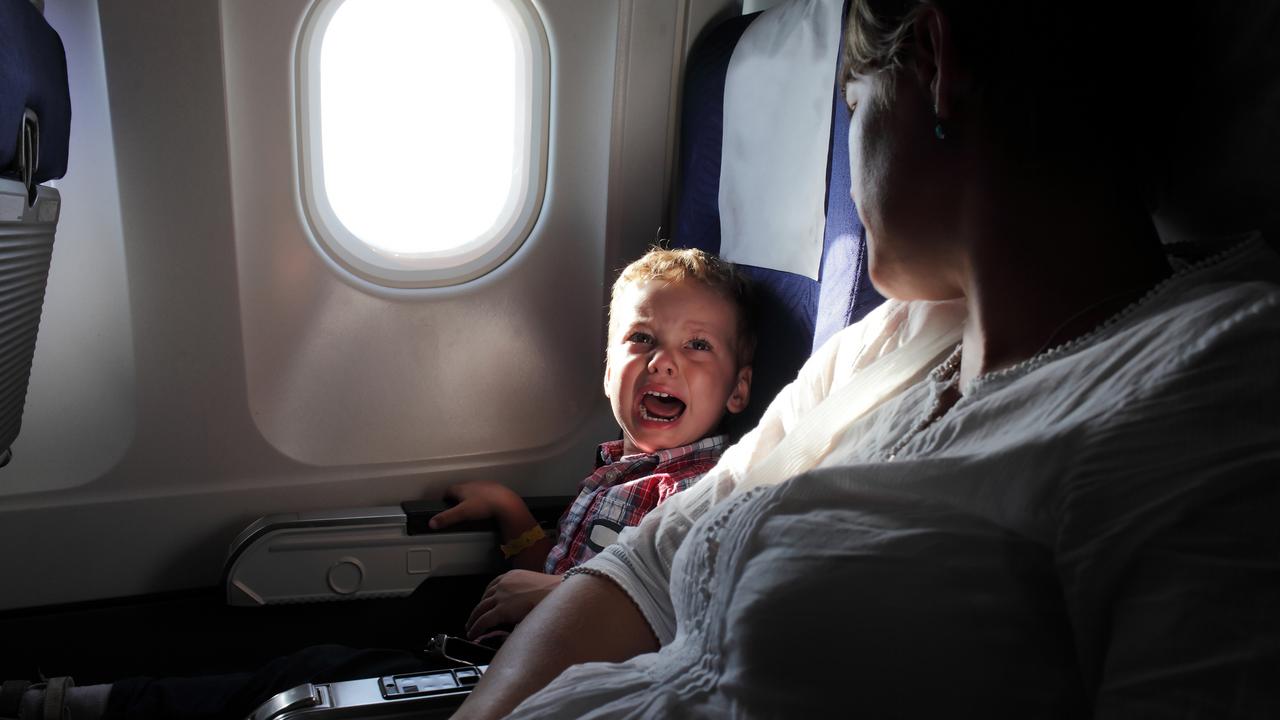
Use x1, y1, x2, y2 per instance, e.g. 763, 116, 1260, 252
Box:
465, 569, 563, 641
454, 573, 658, 720
429, 481, 554, 571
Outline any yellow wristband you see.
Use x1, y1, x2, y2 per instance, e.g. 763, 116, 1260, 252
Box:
500, 524, 547, 559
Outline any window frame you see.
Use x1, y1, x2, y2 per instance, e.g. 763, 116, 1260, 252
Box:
294, 0, 550, 289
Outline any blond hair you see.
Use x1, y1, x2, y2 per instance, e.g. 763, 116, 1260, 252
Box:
841, 0, 926, 85
609, 247, 757, 367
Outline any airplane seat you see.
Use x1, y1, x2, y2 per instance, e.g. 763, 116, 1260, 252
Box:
0, 0, 71, 468
671, 0, 883, 438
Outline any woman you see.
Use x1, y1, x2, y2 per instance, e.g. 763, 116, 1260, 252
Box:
457, 1, 1280, 716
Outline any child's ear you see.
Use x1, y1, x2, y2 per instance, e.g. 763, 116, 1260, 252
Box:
725, 365, 752, 414
603, 357, 613, 398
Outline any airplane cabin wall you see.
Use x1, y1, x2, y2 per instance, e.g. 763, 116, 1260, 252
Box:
0, 0, 740, 612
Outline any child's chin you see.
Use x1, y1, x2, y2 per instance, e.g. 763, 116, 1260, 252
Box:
632, 422, 689, 450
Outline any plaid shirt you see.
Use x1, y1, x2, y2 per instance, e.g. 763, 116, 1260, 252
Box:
543, 435, 727, 575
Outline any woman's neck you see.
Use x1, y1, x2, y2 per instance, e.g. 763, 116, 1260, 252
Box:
956, 171, 1171, 392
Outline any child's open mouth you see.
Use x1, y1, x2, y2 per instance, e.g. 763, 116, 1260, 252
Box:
638, 390, 686, 423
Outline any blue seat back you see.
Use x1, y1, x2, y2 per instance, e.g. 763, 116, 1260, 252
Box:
0, 0, 71, 186
672, 4, 883, 436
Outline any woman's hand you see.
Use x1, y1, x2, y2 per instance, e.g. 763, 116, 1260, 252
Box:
466, 570, 563, 640
428, 481, 525, 531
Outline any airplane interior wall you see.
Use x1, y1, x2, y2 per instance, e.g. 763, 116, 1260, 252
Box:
0, 0, 739, 612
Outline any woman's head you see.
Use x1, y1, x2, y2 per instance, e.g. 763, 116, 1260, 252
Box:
841, 0, 1186, 299
843, 1, 1179, 166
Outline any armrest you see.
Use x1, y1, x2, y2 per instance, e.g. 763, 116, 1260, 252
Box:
223, 497, 573, 607
223, 506, 498, 607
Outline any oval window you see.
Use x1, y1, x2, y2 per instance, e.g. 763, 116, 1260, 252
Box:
298, 0, 549, 287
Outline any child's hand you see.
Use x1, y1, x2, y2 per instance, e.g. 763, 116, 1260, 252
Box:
429, 481, 524, 531
465, 570, 563, 640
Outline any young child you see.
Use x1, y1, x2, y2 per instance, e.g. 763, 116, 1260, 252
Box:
429, 247, 756, 642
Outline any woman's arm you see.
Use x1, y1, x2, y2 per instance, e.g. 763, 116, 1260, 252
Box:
455, 305, 917, 716
1056, 293, 1280, 713
1087, 476, 1280, 716
452, 573, 659, 720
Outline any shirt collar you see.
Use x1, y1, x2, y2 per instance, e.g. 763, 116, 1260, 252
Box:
596, 434, 727, 468
596, 439, 627, 468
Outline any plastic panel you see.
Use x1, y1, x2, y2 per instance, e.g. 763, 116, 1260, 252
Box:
224, 508, 501, 606
0, 181, 59, 459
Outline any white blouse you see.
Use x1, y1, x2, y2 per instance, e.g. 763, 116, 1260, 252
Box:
510, 236, 1280, 718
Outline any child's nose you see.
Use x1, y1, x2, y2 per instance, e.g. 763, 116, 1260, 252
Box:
647, 348, 677, 376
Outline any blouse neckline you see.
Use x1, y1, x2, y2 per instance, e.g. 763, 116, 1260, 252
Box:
962, 235, 1261, 398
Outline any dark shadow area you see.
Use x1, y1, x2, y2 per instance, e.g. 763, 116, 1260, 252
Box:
0, 573, 492, 685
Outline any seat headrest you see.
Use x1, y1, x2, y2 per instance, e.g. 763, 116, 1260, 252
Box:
0, 0, 72, 188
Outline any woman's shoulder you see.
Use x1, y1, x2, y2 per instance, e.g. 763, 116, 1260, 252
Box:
1162, 232, 1280, 294
819, 297, 966, 376
967, 235, 1279, 424
1139, 234, 1280, 342
1056, 235, 1280, 447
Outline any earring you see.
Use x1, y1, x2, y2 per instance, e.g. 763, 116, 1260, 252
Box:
934, 120, 946, 140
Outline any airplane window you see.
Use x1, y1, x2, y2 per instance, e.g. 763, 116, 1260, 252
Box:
298, 0, 548, 288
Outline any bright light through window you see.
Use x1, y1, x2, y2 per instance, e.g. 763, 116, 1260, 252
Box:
300, 0, 547, 286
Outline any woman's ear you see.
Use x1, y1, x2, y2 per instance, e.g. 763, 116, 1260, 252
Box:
726, 365, 753, 414
911, 4, 953, 119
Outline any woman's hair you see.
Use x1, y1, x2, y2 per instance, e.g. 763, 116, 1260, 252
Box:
842, 0, 1188, 184
842, 0, 924, 82
610, 247, 758, 367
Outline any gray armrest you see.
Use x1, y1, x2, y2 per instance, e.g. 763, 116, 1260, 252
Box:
223, 507, 500, 607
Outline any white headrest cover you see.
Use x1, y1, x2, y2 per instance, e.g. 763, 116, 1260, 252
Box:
718, 0, 844, 280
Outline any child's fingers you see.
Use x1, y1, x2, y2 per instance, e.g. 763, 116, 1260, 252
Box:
483, 572, 507, 597
427, 500, 484, 530
427, 505, 461, 530
466, 572, 509, 632
466, 594, 498, 635
467, 607, 504, 640
473, 630, 511, 647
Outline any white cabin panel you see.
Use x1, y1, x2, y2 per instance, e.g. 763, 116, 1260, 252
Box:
0, 0, 733, 611
223, 0, 606, 466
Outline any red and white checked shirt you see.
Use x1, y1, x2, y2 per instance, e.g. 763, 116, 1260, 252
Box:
543, 435, 727, 575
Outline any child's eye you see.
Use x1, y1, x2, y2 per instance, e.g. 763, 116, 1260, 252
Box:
626, 331, 654, 346
686, 338, 712, 352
